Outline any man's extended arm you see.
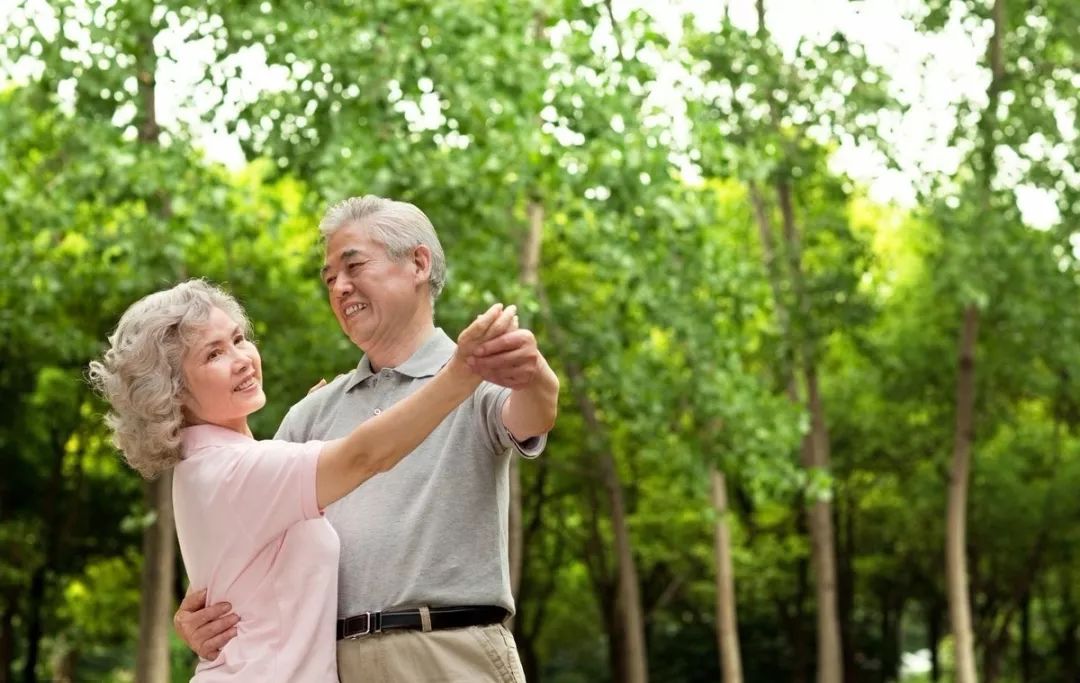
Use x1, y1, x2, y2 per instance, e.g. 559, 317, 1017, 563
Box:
468, 328, 559, 440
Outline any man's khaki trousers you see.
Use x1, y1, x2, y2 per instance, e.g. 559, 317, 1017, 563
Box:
337, 623, 526, 683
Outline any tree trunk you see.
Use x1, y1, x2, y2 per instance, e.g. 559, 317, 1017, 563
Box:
712, 468, 744, 683
954, 0, 1005, 673
22, 429, 71, 683
596, 431, 648, 683
532, 205, 647, 682
0, 601, 13, 683
746, 9, 843, 673
946, 303, 980, 683
982, 628, 1010, 683
775, 176, 843, 683
509, 200, 544, 605
21, 566, 45, 683
802, 367, 842, 683
135, 473, 176, 683
748, 183, 798, 400
513, 449, 557, 683
879, 593, 904, 683
879, 598, 892, 683
1056, 573, 1080, 683
928, 598, 942, 683
508, 461, 523, 608
1019, 592, 1031, 682
131, 24, 177, 683
778, 557, 811, 683
749, 177, 842, 683
1060, 618, 1079, 682
837, 494, 857, 683
49, 645, 77, 683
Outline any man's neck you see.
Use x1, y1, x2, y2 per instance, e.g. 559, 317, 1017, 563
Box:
363, 316, 436, 372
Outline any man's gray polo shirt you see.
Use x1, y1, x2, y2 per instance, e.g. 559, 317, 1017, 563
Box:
274, 328, 546, 618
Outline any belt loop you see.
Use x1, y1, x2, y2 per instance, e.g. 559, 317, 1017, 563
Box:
419, 606, 433, 633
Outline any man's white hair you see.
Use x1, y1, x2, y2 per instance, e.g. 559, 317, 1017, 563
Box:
319, 195, 447, 300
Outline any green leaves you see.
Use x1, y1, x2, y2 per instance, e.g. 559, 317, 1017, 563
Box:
3, 0, 1079, 679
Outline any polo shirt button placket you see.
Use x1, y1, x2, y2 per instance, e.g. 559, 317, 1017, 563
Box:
374, 408, 382, 415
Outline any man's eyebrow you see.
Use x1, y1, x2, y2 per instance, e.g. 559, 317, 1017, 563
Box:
321, 248, 363, 278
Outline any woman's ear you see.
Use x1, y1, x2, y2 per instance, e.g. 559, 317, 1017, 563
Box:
178, 382, 199, 427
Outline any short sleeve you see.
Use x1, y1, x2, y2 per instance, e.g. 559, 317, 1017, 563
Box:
474, 382, 547, 459
220, 439, 326, 550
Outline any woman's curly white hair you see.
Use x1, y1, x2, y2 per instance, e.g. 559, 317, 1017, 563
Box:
88, 279, 251, 479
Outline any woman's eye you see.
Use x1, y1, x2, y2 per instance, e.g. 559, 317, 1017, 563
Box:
207, 350, 221, 361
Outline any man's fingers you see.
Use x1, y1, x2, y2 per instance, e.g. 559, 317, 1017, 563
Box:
473, 329, 534, 357
178, 588, 207, 612
200, 626, 239, 658
470, 348, 534, 371
185, 601, 233, 631
192, 613, 239, 646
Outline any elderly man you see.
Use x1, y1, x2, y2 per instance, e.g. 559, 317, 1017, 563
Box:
175, 195, 559, 682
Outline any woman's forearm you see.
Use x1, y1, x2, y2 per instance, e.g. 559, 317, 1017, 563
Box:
315, 359, 479, 507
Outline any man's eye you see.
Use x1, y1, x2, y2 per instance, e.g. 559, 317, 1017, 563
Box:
207, 350, 221, 361
325, 277, 336, 288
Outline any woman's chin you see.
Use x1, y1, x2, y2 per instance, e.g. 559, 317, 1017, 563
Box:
248, 391, 268, 414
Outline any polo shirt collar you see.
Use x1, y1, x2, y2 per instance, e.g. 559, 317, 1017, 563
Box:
345, 328, 455, 391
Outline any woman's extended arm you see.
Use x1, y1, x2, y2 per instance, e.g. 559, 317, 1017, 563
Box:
314, 303, 515, 508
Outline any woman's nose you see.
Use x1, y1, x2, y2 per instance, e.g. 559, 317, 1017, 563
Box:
231, 349, 252, 371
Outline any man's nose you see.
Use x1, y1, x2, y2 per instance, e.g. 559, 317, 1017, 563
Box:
332, 275, 353, 297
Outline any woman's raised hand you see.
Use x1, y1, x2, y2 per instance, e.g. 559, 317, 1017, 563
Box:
455, 303, 518, 363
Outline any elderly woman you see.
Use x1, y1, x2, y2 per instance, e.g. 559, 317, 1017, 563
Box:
88, 279, 515, 682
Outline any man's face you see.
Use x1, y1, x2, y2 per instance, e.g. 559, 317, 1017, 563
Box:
321, 223, 427, 349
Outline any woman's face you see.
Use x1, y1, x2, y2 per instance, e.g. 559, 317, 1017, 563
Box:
180, 306, 265, 433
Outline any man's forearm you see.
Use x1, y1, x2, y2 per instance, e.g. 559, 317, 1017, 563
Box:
503, 358, 559, 440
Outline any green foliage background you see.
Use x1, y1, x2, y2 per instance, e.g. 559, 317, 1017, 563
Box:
1, 0, 1078, 681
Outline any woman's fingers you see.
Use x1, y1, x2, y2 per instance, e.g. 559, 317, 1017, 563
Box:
458, 303, 503, 350
484, 304, 517, 342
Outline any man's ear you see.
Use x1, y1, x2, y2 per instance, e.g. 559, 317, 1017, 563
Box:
411, 244, 432, 284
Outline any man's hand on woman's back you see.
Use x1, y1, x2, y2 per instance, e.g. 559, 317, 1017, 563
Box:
174, 588, 239, 660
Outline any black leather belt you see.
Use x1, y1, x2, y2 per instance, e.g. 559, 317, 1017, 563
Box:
336, 605, 509, 640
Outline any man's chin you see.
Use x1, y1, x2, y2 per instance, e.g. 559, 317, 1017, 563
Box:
346, 330, 369, 349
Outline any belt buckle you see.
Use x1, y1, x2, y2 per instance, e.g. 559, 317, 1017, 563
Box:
345, 611, 382, 640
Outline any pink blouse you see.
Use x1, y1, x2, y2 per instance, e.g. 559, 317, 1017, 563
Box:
174, 424, 339, 682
